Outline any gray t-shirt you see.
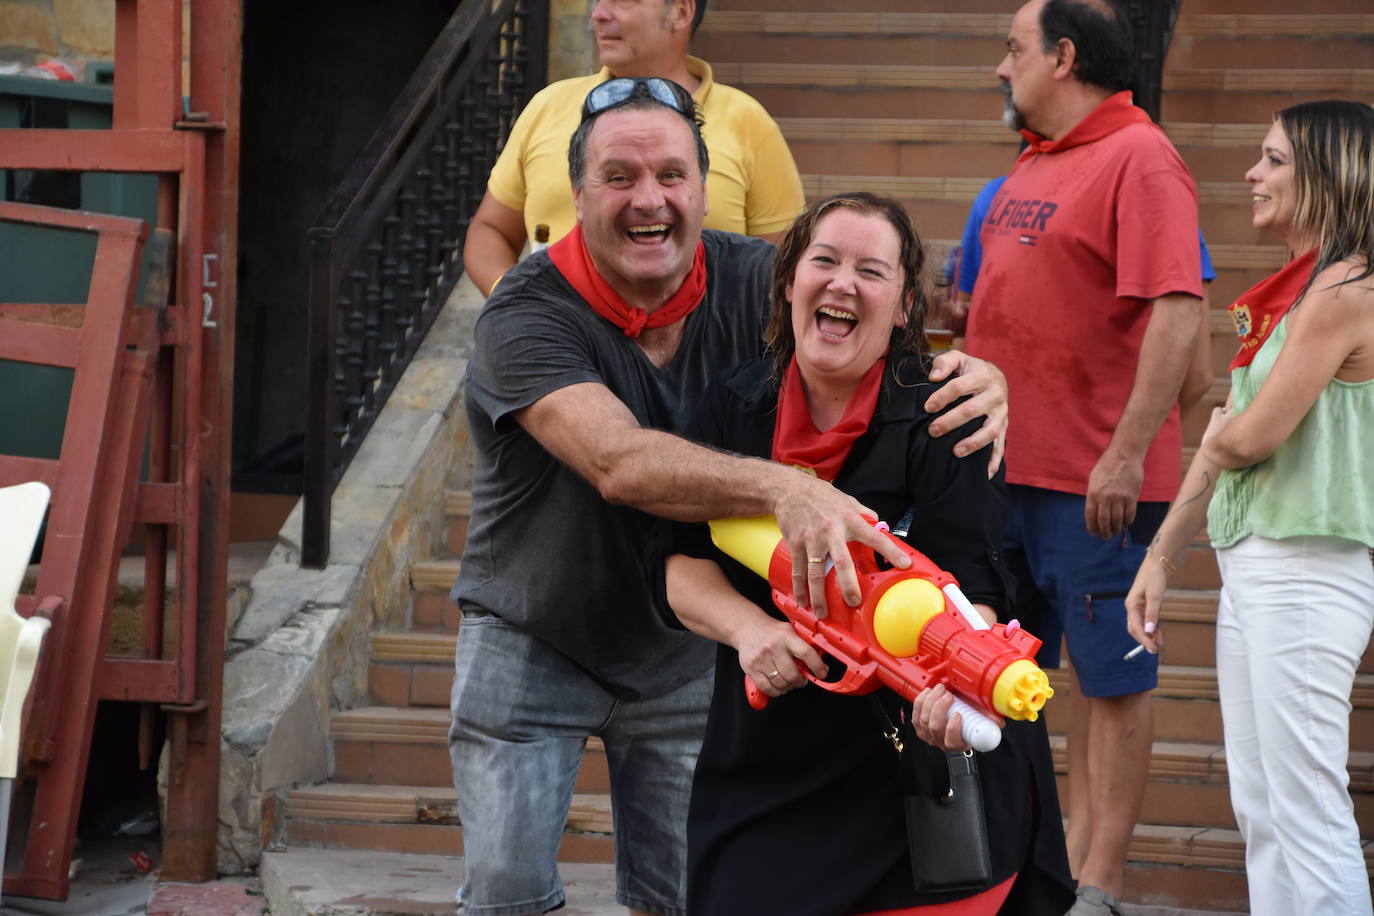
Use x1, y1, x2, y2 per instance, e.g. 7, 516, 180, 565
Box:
454, 229, 776, 699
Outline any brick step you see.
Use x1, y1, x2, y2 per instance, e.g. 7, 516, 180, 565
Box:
410, 559, 461, 633
710, 0, 1016, 12
780, 118, 1269, 177
1163, 76, 1374, 124
698, 34, 1002, 71
329, 706, 611, 790
703, 10, 1012, 36
1168, 34, 1374, 71
285, 783, 614, 861
444, 488, 471, 557
1184, 0, 1370, 12
289, 783, 612, 830
1166, 68, 1374, 93
1174, 13, 1374, 36
717, 62, 1371, 95
369, 633, 458, 707
765, 87, 1006, 126
1045, 667, 1374, 746
1048, 735, 1374, 831
776, 118, 1283, 186
700, 17, 1374, 70
1122, 861, 1249, 913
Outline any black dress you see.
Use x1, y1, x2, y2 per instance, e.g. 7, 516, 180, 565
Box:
677, 357, 1074, 916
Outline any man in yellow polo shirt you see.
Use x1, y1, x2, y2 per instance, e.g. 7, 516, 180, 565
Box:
461, 0, 804, 296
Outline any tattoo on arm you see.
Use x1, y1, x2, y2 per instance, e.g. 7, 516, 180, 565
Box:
1176, 471, 1213, 510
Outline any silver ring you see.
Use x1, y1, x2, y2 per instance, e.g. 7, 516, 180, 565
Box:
767, 669, 781, 679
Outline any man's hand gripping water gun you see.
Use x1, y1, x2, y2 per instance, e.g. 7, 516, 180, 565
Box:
709, 516, 1053, 752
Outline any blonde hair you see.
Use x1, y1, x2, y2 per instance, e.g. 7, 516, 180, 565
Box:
1277, 100, 1374, 292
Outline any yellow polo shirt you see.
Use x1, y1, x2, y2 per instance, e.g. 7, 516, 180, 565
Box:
486, 57, 804, 242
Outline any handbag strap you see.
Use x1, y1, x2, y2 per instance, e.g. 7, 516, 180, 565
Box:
866, 695, 956, 799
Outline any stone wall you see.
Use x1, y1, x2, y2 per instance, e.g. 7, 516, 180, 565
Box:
0, 0, 112, 74
1, 0, 592, 107
0, 1, 192, 83
548, 0, 596, 83
214, 279, 481, 874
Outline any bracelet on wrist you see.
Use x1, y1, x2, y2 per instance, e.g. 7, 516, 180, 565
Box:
1147, 545, 1178, 579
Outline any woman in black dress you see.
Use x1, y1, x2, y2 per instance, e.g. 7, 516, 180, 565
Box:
666, 192, 1073, 915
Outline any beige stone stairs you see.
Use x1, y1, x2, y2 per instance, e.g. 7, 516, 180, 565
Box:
281, 489, 618, 863
697, 1, 1374, 911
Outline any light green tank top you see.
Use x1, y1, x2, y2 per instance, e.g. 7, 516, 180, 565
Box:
1209, 314, 1374, 549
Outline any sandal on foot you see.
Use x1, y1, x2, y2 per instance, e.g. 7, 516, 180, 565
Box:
1066, 885, 1124, 916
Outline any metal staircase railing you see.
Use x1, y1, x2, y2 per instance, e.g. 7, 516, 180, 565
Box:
303, 0, 548, 567
1127, 0, 1184, 122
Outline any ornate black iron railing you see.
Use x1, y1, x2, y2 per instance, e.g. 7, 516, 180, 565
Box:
1126, 0, 1184, 122
303, 0, 548, 567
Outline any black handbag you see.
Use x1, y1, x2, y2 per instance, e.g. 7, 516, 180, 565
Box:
870, 696, 994, 895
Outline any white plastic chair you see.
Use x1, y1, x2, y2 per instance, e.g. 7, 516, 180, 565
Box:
0, 482, 54, 889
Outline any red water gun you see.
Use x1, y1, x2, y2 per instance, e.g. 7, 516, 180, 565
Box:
709, 516, 1052, 751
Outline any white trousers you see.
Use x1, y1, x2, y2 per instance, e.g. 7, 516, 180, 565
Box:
1216, 534, 1374, 916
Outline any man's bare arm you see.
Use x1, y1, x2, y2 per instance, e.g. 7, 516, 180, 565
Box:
1086, 292, 1204, 537
1178, 286, 1213, 412
517, 382, 912, 614
462, 191, 528, 297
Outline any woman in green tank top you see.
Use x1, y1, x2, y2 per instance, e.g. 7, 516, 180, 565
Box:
1121, 101, 1374, 916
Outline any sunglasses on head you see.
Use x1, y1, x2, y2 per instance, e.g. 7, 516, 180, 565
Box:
581, 77, 696, 122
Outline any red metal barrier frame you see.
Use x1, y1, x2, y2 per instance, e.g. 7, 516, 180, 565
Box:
0, 0, 241, 897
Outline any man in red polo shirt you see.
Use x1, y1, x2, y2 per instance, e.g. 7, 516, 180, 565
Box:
964, 2, 1205, 914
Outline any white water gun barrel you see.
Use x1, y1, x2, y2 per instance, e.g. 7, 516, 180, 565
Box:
947, 693, 1002, 753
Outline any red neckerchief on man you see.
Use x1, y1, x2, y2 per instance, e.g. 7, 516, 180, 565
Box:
771, 356, 886, 482
548, 223, 707, 338
1017, 90, 1152, 156
1227, 249, 1317, 370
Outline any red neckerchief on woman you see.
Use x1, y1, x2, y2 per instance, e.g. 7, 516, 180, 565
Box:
547, 223, 707, 338
1017, 90, 1152, 156
1227, 249, 1317, 370
771, 356, 886, 482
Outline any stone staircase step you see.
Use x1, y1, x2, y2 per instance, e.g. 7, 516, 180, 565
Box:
1167, 17, 1374, 71
285, 816, 613, 863
261, 848, 622, 916
288, 783, 613, 833
714, 62, 996, 91
704, 11, 1013, 36
410, 559, 461, 633
411, 559, 460, 592
330, 706, 610, 791
1051, 666, 1374, 707
712, 0, 1014, 12
1174, 13, 1374, 36
1162, 72, 1374, 124
1166, 68, 1374, 93
1048, 735, 1374, 831
445, 488, 471, 557
698, 14, 1007, 62
369, 633, 458, 707
1045, 668, 1374, 747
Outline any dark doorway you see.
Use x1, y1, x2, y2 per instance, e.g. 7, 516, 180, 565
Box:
233, 0, 460, 493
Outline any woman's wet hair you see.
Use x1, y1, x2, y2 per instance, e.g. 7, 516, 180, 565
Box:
764, 192, 930, 378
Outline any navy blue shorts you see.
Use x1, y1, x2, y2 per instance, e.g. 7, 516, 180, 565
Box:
1002, 485, 1166, 698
